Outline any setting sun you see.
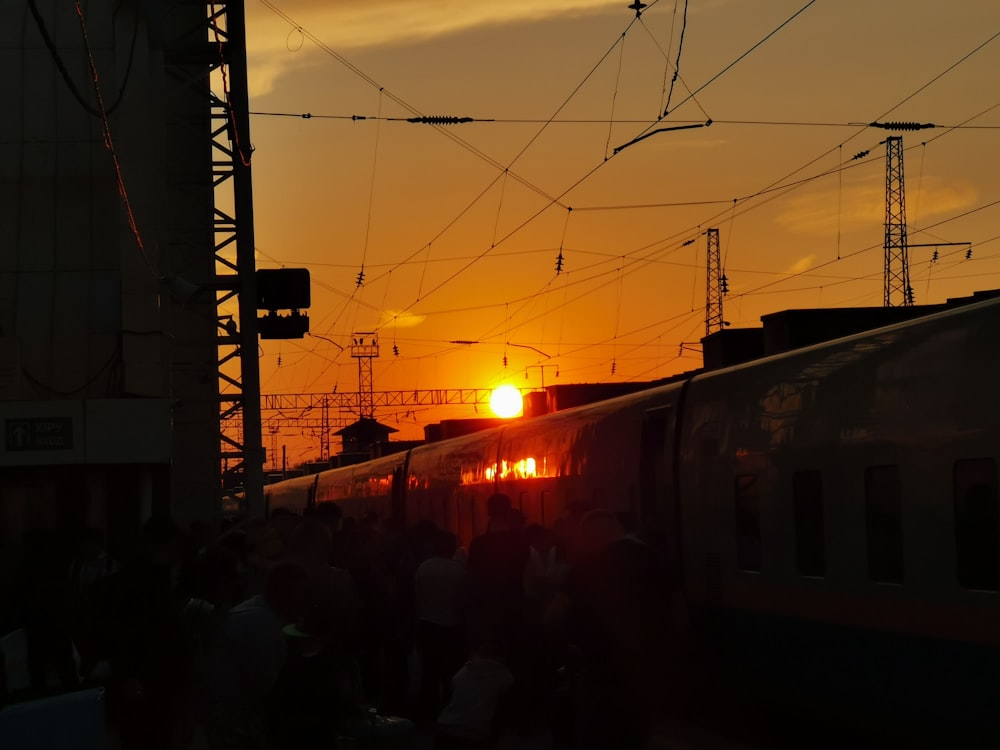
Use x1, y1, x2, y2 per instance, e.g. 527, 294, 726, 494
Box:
489, 385, 523, 419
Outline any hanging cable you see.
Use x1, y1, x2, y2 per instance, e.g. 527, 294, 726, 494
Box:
28, 0, 137, 117
612, 257, 625, 375
492, 171, 509, 248
360, 89, 385, 282
605, 32, 628, 160
555, 207, 572, 275
662, 0, 689, 116
74, 0, 160, 280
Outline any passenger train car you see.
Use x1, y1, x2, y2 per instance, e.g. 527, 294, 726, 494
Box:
264, 294, 1000, 742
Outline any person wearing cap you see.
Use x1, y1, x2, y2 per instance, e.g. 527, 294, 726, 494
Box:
268, 604, 414, 750
267, 605, 350, 750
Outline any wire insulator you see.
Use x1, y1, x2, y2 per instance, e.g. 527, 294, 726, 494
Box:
407, 116, 474, 125
869, 121, 935, 131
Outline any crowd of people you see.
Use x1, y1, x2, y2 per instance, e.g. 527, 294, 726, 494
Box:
1, 493, 688, 750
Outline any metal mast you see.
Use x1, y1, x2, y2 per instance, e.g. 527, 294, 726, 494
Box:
178, 1, 264, 518
705, 228, 726, 335
351, 333, 380, 420
884, 136, 913, 306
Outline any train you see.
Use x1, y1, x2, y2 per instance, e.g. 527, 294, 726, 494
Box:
263, 293, 1000, 743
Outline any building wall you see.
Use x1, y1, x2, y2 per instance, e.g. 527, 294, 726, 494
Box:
0, 1, 224, 556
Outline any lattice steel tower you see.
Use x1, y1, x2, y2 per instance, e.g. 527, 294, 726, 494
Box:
705, 228, 727, 335
351, 333, 380, 419
884, 136, 913, 306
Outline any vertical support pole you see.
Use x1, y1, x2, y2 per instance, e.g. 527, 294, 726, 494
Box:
226, 0, 265, 518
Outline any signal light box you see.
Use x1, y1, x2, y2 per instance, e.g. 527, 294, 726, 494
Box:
256, 269, 311, 339
256, 269, 311, 311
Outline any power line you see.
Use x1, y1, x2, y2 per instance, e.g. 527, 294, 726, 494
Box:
256, 2, 1000, 390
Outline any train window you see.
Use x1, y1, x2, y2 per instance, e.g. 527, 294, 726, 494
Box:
734, 474, 762, 572
954, 458, 1000, 590
640, 406, 670, 525
793, 470, 826, 577
865, 465, 904, 584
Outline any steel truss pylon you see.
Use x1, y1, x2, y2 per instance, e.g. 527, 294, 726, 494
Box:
165, 1, 265, 518
884, 136, 913, 307
705, 228, 726, 335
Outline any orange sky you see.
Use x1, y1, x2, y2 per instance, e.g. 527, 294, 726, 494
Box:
231, 0, 1000, 465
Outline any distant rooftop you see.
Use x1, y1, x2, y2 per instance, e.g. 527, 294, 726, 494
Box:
703, 288, 1000, 370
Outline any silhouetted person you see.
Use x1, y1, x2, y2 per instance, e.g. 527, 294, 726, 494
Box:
203, 561, 309, 750
545, 510, 675, 750
69, 526, 118, 681
86, 516, 191, 750
434, 637, 515, 750
414, 528, 468, 719
16, 527, 78, 695
465, 494, 530, 654
267, 604, 360, 750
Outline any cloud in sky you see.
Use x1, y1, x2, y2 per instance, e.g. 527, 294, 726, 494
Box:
773, 176, 979, 235
786, 253, 816, 276
379, 310, 426, 329
246, 0, 612, 95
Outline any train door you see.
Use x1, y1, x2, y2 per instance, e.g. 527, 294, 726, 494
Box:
640, 405, 682, 589
391, 466, 406, 526
307, 474, 319, 511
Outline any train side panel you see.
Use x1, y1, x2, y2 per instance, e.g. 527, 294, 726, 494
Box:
494, 383, 687, 534
676, 295, 1000, 738
405, 428, 504, 545
340, 451, 410, 525
313, 465, 358, 509
263, 473, 318, 516
679, 295, 1000, 638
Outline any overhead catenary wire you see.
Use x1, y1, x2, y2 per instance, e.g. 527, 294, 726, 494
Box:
257, 0, 568, 211
366, 1, 837, 329
255, 1, 1000, 390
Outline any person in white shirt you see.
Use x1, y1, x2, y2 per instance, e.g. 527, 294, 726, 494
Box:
413, 528, 468, 719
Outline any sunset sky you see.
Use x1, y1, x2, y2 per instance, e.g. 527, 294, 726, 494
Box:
233, 0, 1000, 462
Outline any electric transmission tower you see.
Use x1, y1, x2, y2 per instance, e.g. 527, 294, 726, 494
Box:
705, 228, 728, 335
884, 136, 913, 306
